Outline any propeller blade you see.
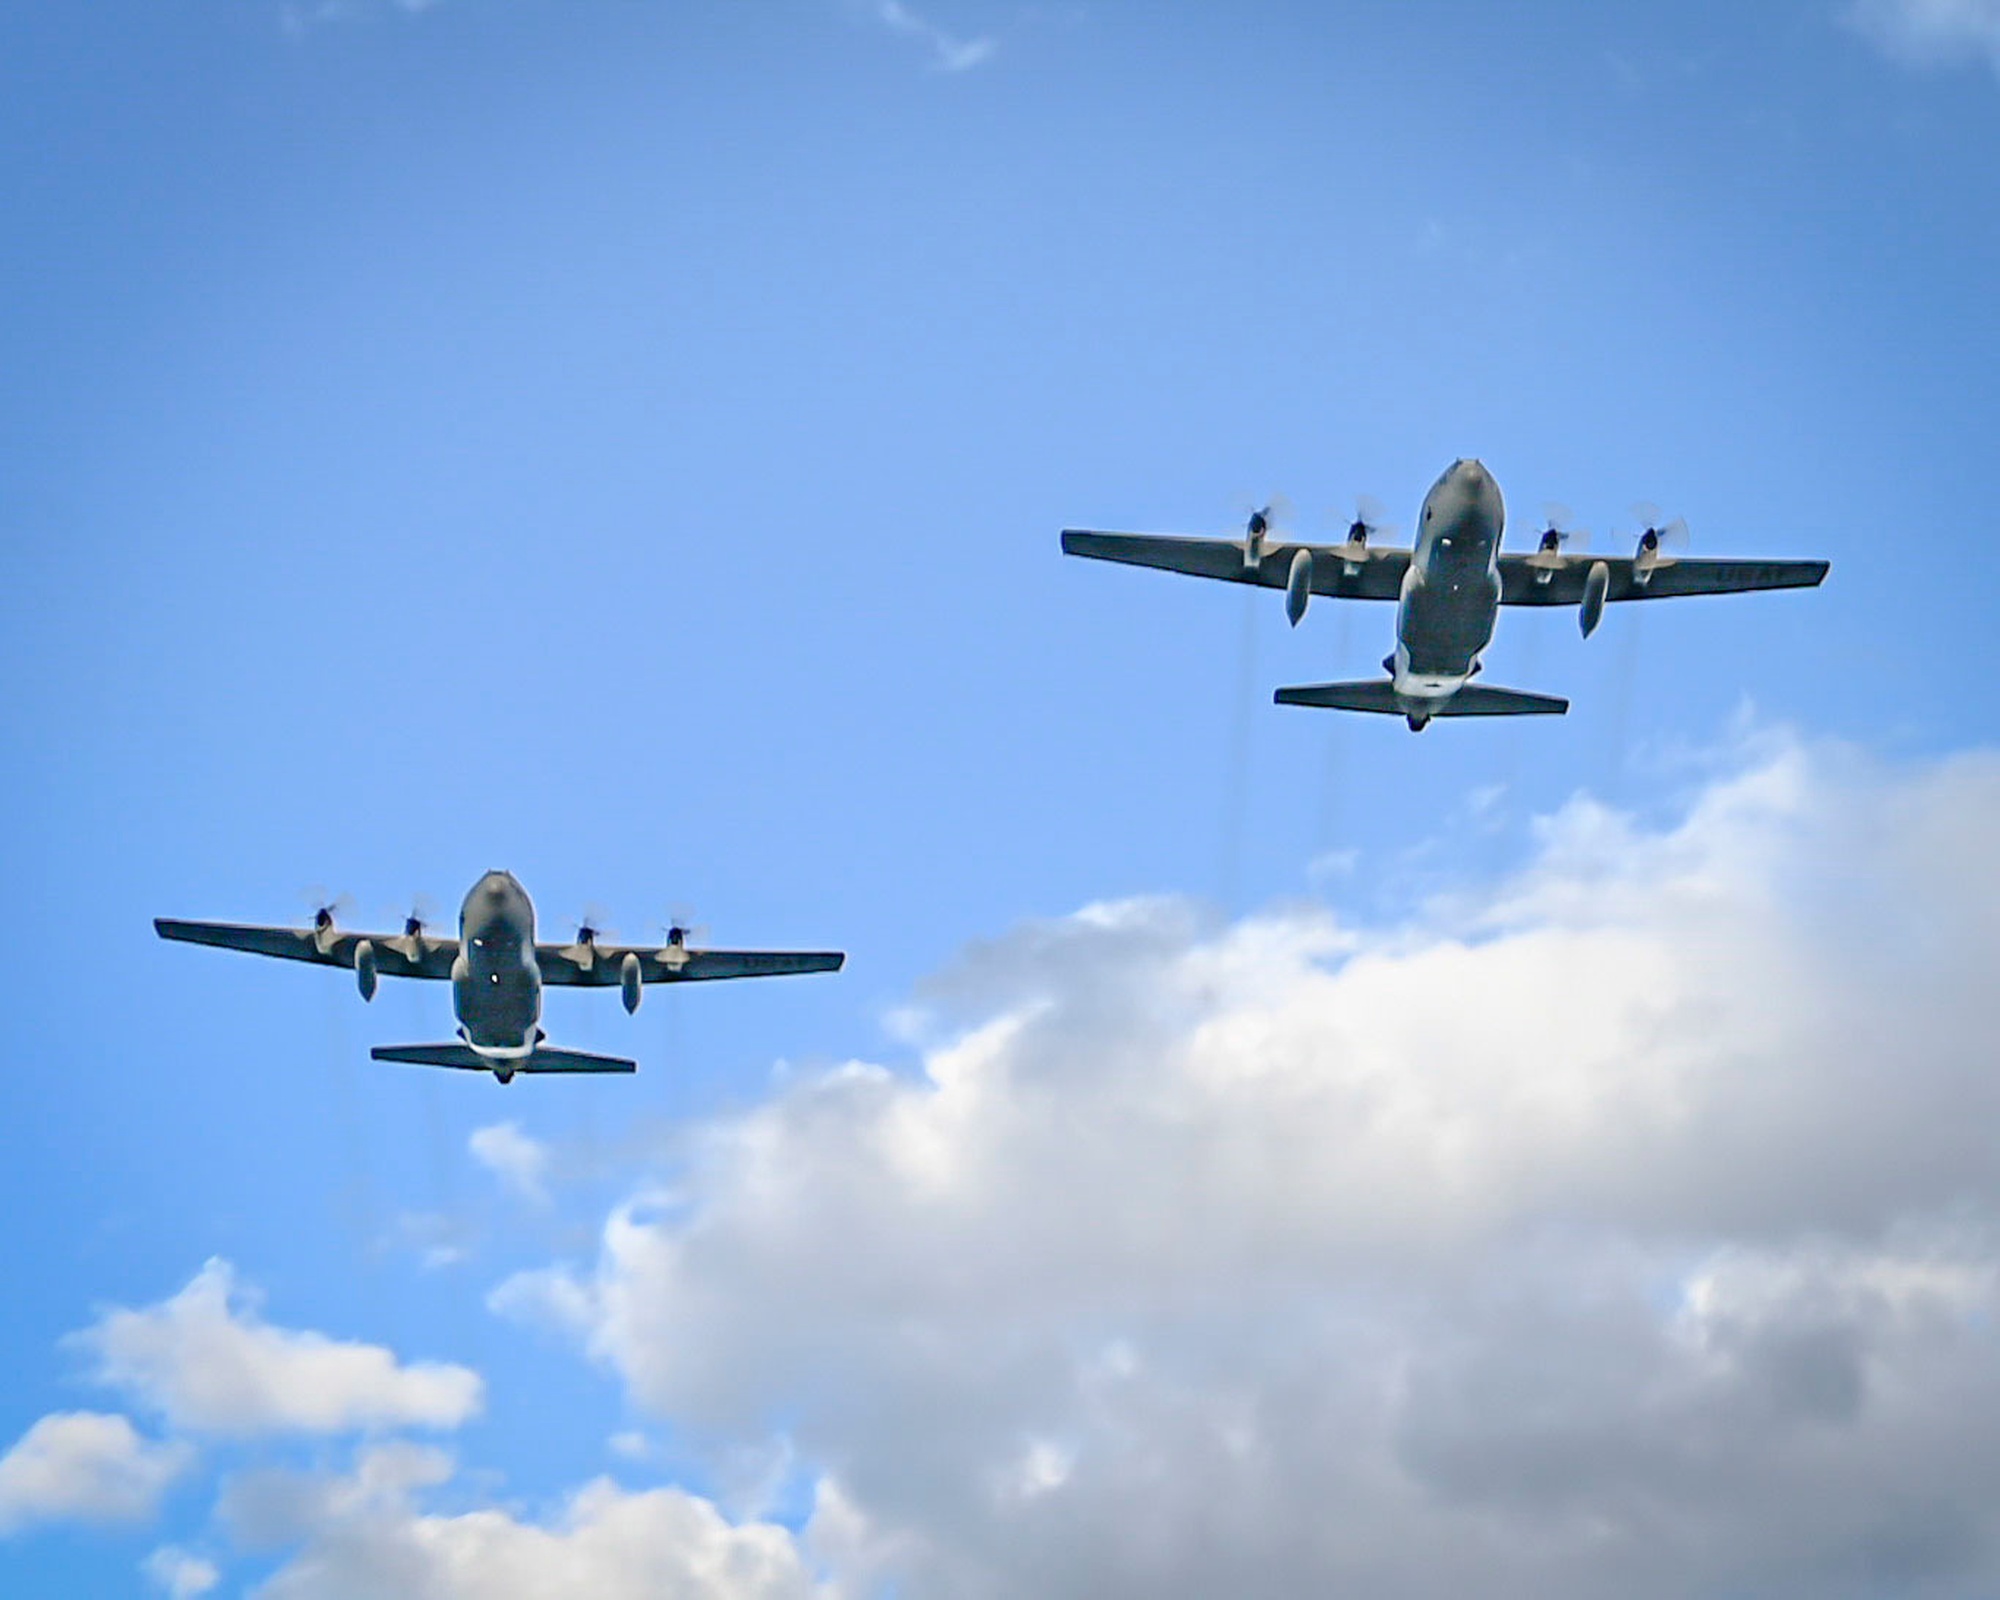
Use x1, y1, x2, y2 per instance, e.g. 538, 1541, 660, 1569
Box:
1536, 502, 1589, 553
400, 892, 440, 941
1351, 494, 1399, 541
1237, 492, 1294, 539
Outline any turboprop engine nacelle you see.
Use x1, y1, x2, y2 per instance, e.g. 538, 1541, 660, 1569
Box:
355, 939, 378, 1002
620, 951, 643, 1015
1580, 560, 1610, 638
1285, 548, 1313, 627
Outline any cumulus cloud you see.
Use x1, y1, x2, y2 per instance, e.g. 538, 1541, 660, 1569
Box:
493, 735, 2000, 1597
868, 1, 996, 73
142, 1544, 220, 1597
72, 1259, 482, 1437
469, 1122, 551, 1204
222, 1443, 823, 1600
0, 1413, 191, 1535
1845, 0, 2000, 72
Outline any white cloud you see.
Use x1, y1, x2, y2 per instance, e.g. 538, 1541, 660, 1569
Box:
72, 1259, 482, 1437
143, 1544, 221, 1598
1845, 0, 2000, 72
224, 1444, 824, 1600
0, 1412, 191, 1535
469, 1122, 551, 1204
494, 736, 2000, 1596
869, 1, 997, 73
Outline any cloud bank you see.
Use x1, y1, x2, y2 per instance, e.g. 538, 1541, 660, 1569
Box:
491, 734, 2000, 1597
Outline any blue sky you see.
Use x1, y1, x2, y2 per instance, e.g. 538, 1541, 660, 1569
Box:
4, 2, 2000, 1594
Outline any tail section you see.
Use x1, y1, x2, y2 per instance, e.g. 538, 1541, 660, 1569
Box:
1274, 680, 1568, 719
370, 1043, 636, 1075
1272, 679, 1405, 715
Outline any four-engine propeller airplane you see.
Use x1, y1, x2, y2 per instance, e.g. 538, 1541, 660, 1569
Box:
1062, 459, 1829, 730
156, 870, 845, 1083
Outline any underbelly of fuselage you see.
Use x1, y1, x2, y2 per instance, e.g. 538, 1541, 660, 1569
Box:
1397, 559, 1499, 686
453, 956, 541, 1053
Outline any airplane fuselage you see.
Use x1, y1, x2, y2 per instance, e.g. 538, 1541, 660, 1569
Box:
1390, 458, 1505, 716
451, 870, 543, 1061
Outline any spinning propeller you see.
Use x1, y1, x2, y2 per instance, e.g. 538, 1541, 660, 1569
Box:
301, 888, 355, 953
1630, 502, 1690, 572
566, 905, 618, 971
1344, 494, 1396, 550
1536, 502, 1590, 555
1237, 493, 1292, 568
658, 907, 709, 972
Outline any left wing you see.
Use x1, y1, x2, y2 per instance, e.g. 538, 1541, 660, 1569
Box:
155, 918, 459, 979
535, 944, 845, 987
1499, 554, 1829, 607
1062, 530, 1410, 602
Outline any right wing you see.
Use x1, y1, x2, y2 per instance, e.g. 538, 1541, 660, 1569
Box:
1499, 553, 1830, 606
154, 919, 459, 980
535, 944, 846, 986
1062, 530, 1410, 601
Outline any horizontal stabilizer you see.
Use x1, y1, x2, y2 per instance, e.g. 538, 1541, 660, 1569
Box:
1275, 680, 1569, 717
370, 1043, 636, 1074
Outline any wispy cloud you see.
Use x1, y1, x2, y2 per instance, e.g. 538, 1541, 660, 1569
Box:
469, 1122, 551, 1205
1844, 0, 2000, 73
869, 1, 997, 73
141, 1546, 219, 1599
281, 0, 443, 36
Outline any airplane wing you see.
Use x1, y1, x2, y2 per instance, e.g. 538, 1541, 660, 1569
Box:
1498, 554, 1830, 606
154, 919, 459, 979
1062, 530, 1411, 601
535, 944, 846, 986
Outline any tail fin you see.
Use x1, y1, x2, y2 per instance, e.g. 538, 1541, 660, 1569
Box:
371, 1043, 636, 1075
1274, 680, 1568, 718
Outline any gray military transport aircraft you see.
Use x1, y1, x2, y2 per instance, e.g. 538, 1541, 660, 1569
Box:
156, 870, 844, 1082
1062, 459, 1829, 731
